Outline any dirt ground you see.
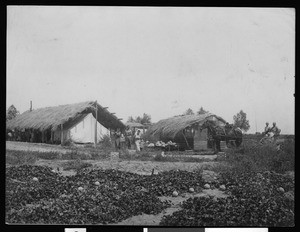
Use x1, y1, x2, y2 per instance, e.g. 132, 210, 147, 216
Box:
35, 159, 223, 176
6, 141, 218, 159
6, 141, 73, 154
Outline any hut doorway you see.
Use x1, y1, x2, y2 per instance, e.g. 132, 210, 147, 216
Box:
193, 128, 211, 151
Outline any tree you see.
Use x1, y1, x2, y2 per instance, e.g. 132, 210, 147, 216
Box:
6, 105, 19, 121
197, 107, 208, 115
140, 113, 151, 124
127, 116, 135, 123
135, 116, 142, 123
127, 113, 152, 124
233, 110, 250, 132
184, 108, 194, 115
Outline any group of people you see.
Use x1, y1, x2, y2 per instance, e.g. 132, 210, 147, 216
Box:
112, 126, 143, 151
264, 122, 281, 138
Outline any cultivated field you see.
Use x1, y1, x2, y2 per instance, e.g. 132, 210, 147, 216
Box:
5, 136, 295, 226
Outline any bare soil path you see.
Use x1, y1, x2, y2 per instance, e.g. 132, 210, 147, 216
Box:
6, 141, 73, 154
35, 159, 223, 176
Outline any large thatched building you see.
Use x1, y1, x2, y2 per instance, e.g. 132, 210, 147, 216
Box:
6, 101, 125, 144
143, 113, 227, 151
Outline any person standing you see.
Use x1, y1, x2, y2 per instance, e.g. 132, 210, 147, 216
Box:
125, 126, 132, 149
114, 128, 121, 150
135, 130, 141, 152
120, 133, 126, 149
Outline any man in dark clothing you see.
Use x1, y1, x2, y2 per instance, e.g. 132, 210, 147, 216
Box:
125, 126, 132, 149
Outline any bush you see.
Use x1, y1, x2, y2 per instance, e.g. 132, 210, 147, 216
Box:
61, 151, 92, 160
181, 157, 209, 163
276, 139, 295, 172
36, 151, 60, 160
118, 149, 132, 160
62, 159, 93, 171
224, 138, 295, 173
99, 135, 113, 148
6, 150, 38, 165
6, 150, 63, 164
88, 150, 109, 160
153, 153, 179, 162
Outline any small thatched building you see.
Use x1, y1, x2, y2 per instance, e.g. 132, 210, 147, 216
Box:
125, 122, 148, 134
143, 113, 227, 150
6, 101, 125, 144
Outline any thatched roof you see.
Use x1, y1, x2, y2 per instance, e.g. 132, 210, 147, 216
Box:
143, 113, 227, 141
6, 101, 125, 131
125, 122, 146, 128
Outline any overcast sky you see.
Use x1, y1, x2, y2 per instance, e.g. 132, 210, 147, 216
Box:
7, 6, 295, 134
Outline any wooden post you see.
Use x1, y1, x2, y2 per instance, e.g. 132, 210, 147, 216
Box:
94, 101, 97, 147
61, 124, 64, 145
182, 131, 192, 150
51, 131, 54, 144
41, 130, 44, 143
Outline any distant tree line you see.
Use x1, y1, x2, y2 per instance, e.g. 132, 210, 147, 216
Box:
127, 113, 152, 124
183, 106, 209, 115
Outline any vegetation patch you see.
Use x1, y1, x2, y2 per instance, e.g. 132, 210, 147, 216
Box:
61, 159, 93, 171
160, 171, 294, 226
224, 139, 294, 173
6, 166, 207, 224
6, 150, 38, 165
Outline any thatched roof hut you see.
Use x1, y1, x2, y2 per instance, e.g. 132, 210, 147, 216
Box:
125, 122, 146, 128
143, 113, 227, 142
6, 101, 125, 132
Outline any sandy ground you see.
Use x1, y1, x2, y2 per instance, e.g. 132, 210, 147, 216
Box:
35, 159, 223, 176
6, 141, 73, 154
6, 141, 218, 159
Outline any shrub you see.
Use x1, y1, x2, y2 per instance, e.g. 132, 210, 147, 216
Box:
61, 151, 91, 160
6, 150, 38, 165
118, 149, 132, 160
36, 151, 60, 160
224, 138, 295, 173
99, 135, 113, 148
62, 159, 92, 171
275, 138, 295, 172
182, 157, 204, 163
88, 150, 109, 160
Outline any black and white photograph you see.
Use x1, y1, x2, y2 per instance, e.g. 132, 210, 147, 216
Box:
6, 6, 294, 226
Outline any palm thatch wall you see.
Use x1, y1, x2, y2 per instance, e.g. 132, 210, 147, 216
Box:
6, 101, 125, 132
143, 113, 227, 142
